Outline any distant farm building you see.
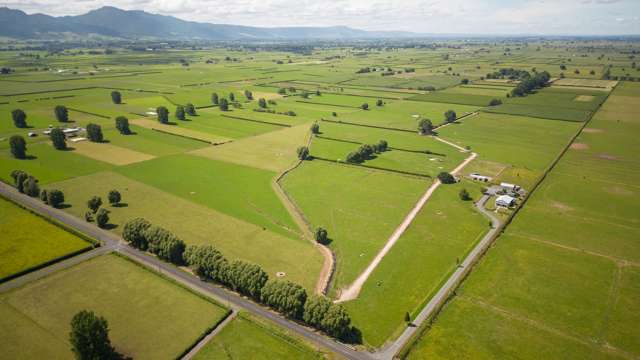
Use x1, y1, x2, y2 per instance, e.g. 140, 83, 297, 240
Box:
496, 195, 516, 208
500, 182, 521, 192
470, 173, 492, 182
42, 127, 84, 137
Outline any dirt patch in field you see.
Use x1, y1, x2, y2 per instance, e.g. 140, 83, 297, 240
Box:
598, 153, 619, 161
605, 186, 634, 196
574, 95, 595, 102
550, 201, 573, 212
582, 128, 603, 134
570, 143, 589, 150
131, 118, 231, 144
252, 91, 283, 100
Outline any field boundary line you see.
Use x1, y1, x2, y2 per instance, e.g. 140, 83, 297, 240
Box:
221, 114, 292, 127
180, 310, 237, 360
320, 118, 415, 133
311, 156, 432, 179
272, 130, 336, 295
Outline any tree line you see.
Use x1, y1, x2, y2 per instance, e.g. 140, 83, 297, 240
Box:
121, 217, 358, 342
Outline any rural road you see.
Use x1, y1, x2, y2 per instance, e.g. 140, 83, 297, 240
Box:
0, 182, 372, 360
337, 149, 477, 302
372, 193, 502, 359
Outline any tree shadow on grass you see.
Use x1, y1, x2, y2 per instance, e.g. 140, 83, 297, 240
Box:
101, 223, 118, 231
112, 203, 128, 208
56, 203, 72, 209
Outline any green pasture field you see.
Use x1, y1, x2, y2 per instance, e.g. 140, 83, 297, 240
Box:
114, 154, 299, 238
408, 92, 496, 107
103, 125, 208, 156
193, 313, 323, 360
437, 112, 581, 189
0, 142, 113, 185
309, 136, 454, 177
483, 103, 591, 122
48, 171, 322, 289
344, 181, 488, 347
0, 254, 228, 360
406, 83, 639, 359
336, 100, 479, 130
0, 197, 91, 280
281, 160, 428, 291
191, 123, 311, 172
345, 74, 460, 90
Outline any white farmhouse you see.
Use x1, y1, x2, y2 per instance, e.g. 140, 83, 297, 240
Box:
496, 195, 516, 208
470, 173, 492, 182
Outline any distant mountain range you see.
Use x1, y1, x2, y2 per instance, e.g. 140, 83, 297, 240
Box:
0, 6, 417, 40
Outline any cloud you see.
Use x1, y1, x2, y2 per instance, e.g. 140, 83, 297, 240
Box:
7, 0, 640, 35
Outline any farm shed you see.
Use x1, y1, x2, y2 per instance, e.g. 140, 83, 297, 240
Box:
495, 195, 516, 208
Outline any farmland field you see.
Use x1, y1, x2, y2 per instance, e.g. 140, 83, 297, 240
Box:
1, 35, 638, 359
0, 197, 92, 280
0, 254, 229, 360
193, 313, 324, 360
405, 79, 639, 360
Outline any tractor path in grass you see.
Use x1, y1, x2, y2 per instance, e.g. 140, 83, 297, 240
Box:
0, 182, 370, 360
336, 147, 477, 303
181, 310, 238, 360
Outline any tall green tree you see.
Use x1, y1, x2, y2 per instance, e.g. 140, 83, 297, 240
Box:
108, 190, 121, 206
54, 105, 69, 122
361, 103, 369, 110
444, 110, 457, 123
297, 146, 310, 160
111, 91, 122, 104
50, 128, 67, 150
183, 245, 229, 283
244, 90, 253, 100
11, 109, 27, 128
185, 103, 196, 116
11, 170, 28, 193
314, 227, 329, 245
227, 260, 269, 300
69, 310, 119, 360
321, 304, 352, 340
418, 118, 433, 135
9, 135, 27, 159
260, 280, 307, 320
175, 105, 186, 120
211, 93, 219, 105
303, 295, 332, 328
143, 225, 186, 265
310, 123, 320, 134
156, 106, 169, 124
96, 208, 110, 228
258, 98, 267, 108
86, 123, 103, 143
229, 93, 235, 102
47, 189, 65, 208
87, 196, 102, 213
219, 98, 229, 111
122, 218, 152, 250
115, 116, 131, 135
23, 176, 40, 197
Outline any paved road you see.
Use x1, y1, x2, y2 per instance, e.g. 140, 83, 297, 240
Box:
373, 193, 502, 359
0, 182, 372, 360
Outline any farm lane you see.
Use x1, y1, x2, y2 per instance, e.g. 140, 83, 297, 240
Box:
0, 182, 372, 360
180, 310, 238, 360
373, 193, 502, 360
336, 150, 478, 302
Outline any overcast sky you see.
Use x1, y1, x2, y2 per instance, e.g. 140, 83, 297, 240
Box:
6, 0, 640, 35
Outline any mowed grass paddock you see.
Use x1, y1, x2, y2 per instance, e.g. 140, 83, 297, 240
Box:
281, 160, 428, 292
0, 254, 228, 360
0, 197, 92, 280
193, 313, 323, 360
114, 154, 299, 238
49, 171, 322, 289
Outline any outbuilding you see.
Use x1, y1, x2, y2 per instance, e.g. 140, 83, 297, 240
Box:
470, 173, 492, 182
500, 182, 520, 192
496, 195, 516, 208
